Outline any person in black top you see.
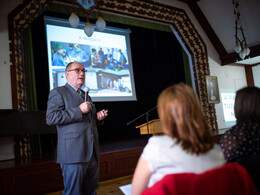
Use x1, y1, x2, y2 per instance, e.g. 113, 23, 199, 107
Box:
219, 86, 260, 191
220, 86, 260, 162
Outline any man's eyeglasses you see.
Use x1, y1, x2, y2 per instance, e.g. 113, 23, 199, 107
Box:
67, 68, 87, 74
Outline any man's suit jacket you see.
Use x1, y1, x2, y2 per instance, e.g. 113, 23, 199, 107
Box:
46, 83, 99, 164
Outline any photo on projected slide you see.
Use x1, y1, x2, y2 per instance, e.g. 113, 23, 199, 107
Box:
45, 16, 136, 102
50, 41, 129, 70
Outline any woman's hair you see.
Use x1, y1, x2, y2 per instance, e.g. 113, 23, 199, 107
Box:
157, 83, 214, 155
234, 86, 260, 124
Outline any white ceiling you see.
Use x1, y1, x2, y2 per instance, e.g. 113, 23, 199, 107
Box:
198, 0, 260, 65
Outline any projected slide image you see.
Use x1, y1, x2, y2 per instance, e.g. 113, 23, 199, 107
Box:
45, 16, 136, 101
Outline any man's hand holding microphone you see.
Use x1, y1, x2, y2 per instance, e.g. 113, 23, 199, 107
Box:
79, 87, 91, 114
79, 87, 108, 120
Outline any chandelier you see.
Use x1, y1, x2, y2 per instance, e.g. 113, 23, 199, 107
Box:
233, 0, 250, 60
68, 0, 106, 37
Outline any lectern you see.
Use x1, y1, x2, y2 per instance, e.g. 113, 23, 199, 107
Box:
136, 119, 163, 135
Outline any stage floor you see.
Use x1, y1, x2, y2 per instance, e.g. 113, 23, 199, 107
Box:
99, 135, 149, 153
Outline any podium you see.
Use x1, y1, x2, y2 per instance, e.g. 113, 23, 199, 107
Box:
136, 119, 163, 135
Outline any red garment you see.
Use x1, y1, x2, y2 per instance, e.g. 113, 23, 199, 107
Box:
142, 163, 259, 195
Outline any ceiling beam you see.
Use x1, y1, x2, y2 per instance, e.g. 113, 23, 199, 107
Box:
180, 0, 228, 57
220, 44, 260, 65
178, 0, 260, 66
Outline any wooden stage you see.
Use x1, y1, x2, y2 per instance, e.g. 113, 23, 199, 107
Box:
0, 137, 148, 195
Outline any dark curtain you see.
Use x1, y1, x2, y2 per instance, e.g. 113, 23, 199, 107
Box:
23, 26, 42, 157
23, 24, 56, 157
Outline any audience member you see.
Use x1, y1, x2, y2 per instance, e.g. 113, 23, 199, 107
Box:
220, 86, 260, 162
220, 87, 260, 162
131, 83, 225, 195
219, 86, 260, 191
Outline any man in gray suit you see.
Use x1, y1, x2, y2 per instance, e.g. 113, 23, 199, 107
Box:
46, 62, 108, 195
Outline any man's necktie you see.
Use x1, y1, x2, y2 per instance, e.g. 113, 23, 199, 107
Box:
77, 89, 85, 101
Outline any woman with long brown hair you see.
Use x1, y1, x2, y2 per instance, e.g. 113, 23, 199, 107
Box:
131, 83, 225, 195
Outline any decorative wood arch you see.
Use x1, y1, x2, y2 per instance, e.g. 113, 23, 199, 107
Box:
8, 0, 218, 134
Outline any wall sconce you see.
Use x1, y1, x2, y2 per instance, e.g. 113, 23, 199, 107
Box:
233, 0, 250, 60
68, 0, 106, 37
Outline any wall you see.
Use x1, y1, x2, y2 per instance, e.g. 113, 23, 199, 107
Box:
0, 0, 253, 160
0, 0, 23, 161
0, 0, 17, 109
253, 65, 260, 87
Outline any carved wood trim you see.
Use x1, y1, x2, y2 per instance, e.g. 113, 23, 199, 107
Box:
8, 0, 52, 111
8, 0, 218, 133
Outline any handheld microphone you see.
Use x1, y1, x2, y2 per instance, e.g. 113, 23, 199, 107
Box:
84, 87, 90, 102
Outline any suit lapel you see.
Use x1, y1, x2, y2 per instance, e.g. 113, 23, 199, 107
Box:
64, 83, 83, 102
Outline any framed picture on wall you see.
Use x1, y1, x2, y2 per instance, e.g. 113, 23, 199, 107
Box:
206, 76, 220, 103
